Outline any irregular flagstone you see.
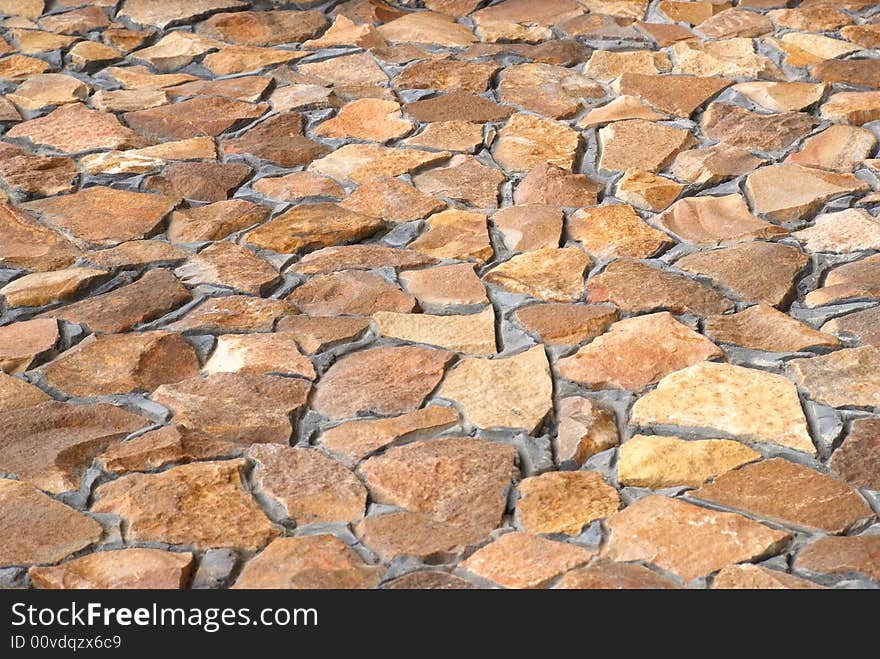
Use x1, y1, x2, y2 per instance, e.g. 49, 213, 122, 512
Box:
275, 316, 371, 355
732, 80, 826, 112
821, 306, 880, 348
287, 271, 415, 316
21, 187, 176, 247
614, 170, 683, 212
374, 308, 496, 355
0, 267, 106, 308
569, 204, 672, 259
462, 532, 594, 589
165, 75, 271, 101
0, 373, 51, 411
603, 495, 790, 581
786, 125, 876, 172
203, 333, 315, 379
91, 89, 169, 113
515, 303, 617, 347
676, 242, 808, 308
315, 98, 413, 142
0, 54, 50, 81
0, 401, 148, 493
399, 263, 488, 310
246, 203, 384, 255
494, 113, 580, 172
795, 535, 880, 582
92, 459, 278, 550
396, 59, 499, 93
806, 255, 880, 307
312, 346, 452, 419
232, 535, 382, 589
772, 32, 859, 67
499, 63, 603, 119
252, 172, 344, 202
793, 209, 880, 253
618, 434, 760, 488
788, 346, 880, 410
514, 164, 601, 207
119, 0, 249, 29
403, 121, 484, 153
670, 145, 765, 186
558, 312, 722, 391
250, 445, 365, 524
413, 155, 505, 208
554, 560, 681, 589
38, 269, 192, 334
320, 405, 459, 466
0, 318, 60, 374
197, 9, 328, 46
613, 73, 730, 117
106, 65, 198, 90
169, 295, 292, 334
153, 373, 310, 444
701, 103, 814, 151
584, 50, 671, 82
124, 96, 268, 141
5, 73, 89, 111
293, 245, 437, 275
40, 331, 200, 397
378, 11, 476, 47
131, 31, 220, 72
175, 242, 277, 295
298, 52, 388, 88
340, 177, 444, 223
303, 14, 384, 49
586, 259, 734, 316
439, 345, 552, 432
830, 418, 880, 491
821, 91, 880, 125
220, 112, 327, 167
517, 471, 619, 536
404, 91, 511, 124
491, 205, 563, 252
0, 479, 102, 568
409, 209, 493, 263
672, 38, 781, 79
308, 144, 449, 184
98, 425, 240, 474
692, 458, 874, 534
168, 199, 269, 243
705, 304, 839, 352
598, 119, 695, 173
0, 143, 75, 200
712, 564, 823, 590
654, 194, 787, 246
145, 161, 252, 203
631, 361, 815, 453
29, 548, 194, 589
577, 95, 667, 128
80, 137, 218, 175
483, 248, 590, 302
7, 103, 149, 153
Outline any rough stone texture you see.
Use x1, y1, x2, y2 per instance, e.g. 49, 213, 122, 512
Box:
0, 203, 82, 272
203, 333, 315, 379
517, 471, 620, 535
29, 549, 194, 589
603, 495, 790, 581
806, 255, 880, 307
712, 564, 823, 590
693, 458, 874, 534
569, 204, 671, 259
374, 308, 497, 355
830, 418, 880, 491
822, 307, 880, 348
494, 113, 580, 173
704, 304, 839, 352
793, 209, 880, 253
440, 345, 552, 432
399, 264, 487, 310
787, 125, 876, 172
599, 119, 695, 173
0, 318, 60, 374
0, 373, 51, 411
515, 164, 601, 207
98, 425, 239, 475
631, 362, 815, 453
654, 194, 786, 246
558, 312, 722, 391
701, 103, 814, 151
788, 346, 880, 410
484, 248, 590, 302
514, 303, 616, 346
92, 459, 278, 550
554, 560, 681, 589
7, 103, 148, 153
795, 535, 880, 582
413, 155, 505, 208
0, 479, 102, 568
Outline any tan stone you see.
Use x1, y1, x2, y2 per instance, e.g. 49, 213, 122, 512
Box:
312, 345, 452, 419
120, 0, 249, 29
584, 50, 670, 82
462, 532, 593, 589
81, 137, 218, 175
0, 142, 78, 198
822, 307, 880, 347
806, 254, 880, 307
374, 308, 496, 355
404, 91, 511, 125
732, 81, 826, 112
830, 418, 880, 491
253, 172, 343, 202
0, 0, 43, 20
146, 161, 252, 202
153, 373, 310, 444
439, 345, 552, 432
8, 103, 149, 153
795, 535, 880, 582
0, 479, 101, 568
175, 242, 277, 295
514, 164, 602, 207
789, 346, 880, 410
233, 535, 382, 589
29, 549, 193, 589
618, 434, 759, 488
670, 145, 766, 186
705, 304, 839, 352
356, 511, 488, 562
293, 245, 437, 275
712, 564, 823, 590
412, 155, 505, 208
518, 471, 619, 535
378, 11, 475, 47
308, 144, 448, 184
320, 405, 459, 466
613, 73, 730, 117
515, 303, 617, 347
199, 9, 327, 46
124, 96, 268, 141
106, 65, 198, 90
841, 24, 880, 49
491, 205, 563, 252
399, 264, 488, 310
586, 259, 734, 316
275, 316, 371, 355
12, 30, 76, 55
656, 194, 785, 246
793, 209, 880, 253
396, 59, 498, 93
499, 63, 603, 119
169, 199, 268, 243
556, 397, 619, 466
615, 170, 683, 211
577, 95, 667, 128
98, 425, 239, 474
559, 312, 722, 391
315, 98, 413, 142
0, 267, 106, 308
41, 331, 200, 397
554, 560, 681, 589
813, 59, 880, 90
702, 103, 814, 152
303, 14, 384, 49
494, 113, 580, 172
246, 203, 383, 255
170, 296, 291, 335
569, 204, 671, 259
0, 318, 60, 374
6, 73, 89, 111
90, 88, 168, 113
693, 458, 873, 534
409, 209, 493, 263
204, 333, 315, 379
599, 119, 695, 173
39, 269, 192, 333
821, 91, 880, 125
672, 38, 781, 79
631, 361, 815, 453
166, 75, 271, 102
288, 271, 414, 316
747, 164, 869, 222
603, 495, 789, 581
659, 0, 723, 24
787, 125, 876, 173
0, 54, 50, 81
484, 248, 589, 302
0, 374, 51, 412
132, 32, 220, 71
93, 459, 276, 550
403, 121, 484, 153
773, 32, 859, 67
0, 401, 147, 493
340, 177, 443, 223
769, 6, 852, 31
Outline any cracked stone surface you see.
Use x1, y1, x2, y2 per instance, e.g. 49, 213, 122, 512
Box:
1, 0, 878, 590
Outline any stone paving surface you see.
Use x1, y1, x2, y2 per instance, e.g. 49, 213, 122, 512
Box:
0, 0, 879, 590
